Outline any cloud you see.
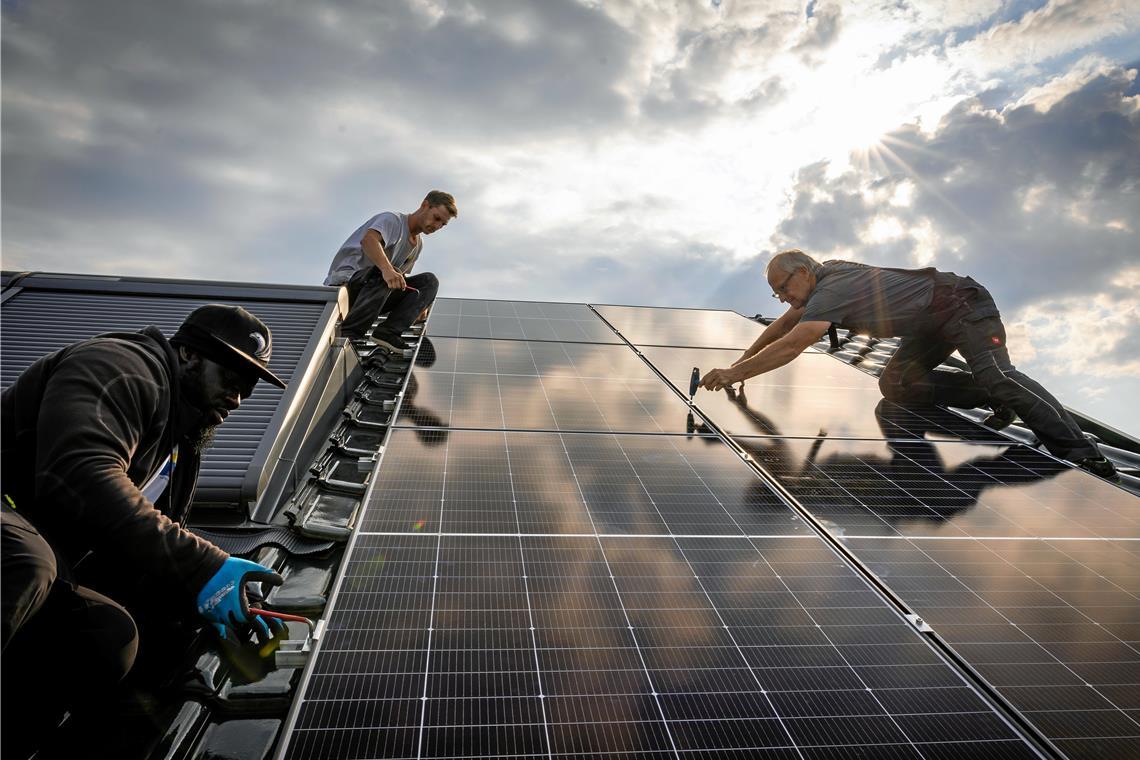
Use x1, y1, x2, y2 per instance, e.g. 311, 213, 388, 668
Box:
771, 61, 1140, 311
760, 59, 1140, 434
950, 0, 1140, 73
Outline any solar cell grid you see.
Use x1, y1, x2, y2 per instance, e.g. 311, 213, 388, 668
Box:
847, 537, 1140, 757
277, 299, 1101, 759
429, 299, 620, 343
285, 531, 1036, 759
751, 438, 1140, 538
361, 430, 805, 536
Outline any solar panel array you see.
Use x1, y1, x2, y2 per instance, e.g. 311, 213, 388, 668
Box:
279, 298, 1139, 759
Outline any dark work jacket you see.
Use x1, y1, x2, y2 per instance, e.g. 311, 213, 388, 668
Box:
0, 327, 227, 608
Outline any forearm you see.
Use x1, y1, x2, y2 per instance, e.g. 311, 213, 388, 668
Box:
732, 339, 802, 381
361, 235, 394, 272
737, 307, 803, 363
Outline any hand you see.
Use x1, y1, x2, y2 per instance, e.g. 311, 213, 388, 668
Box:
381, 266, 407, 290
700, 367, 739, 392
197, 557, 285, 644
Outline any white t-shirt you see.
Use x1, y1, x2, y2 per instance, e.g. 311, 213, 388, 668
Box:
323, 212, 422, 286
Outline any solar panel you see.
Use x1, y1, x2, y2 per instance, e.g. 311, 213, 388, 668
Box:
360, 431, 803, 536
644, 347, 1006, 443
429, 299, 621, 343
274, 298, 1140, 758
414, 337, 655, 378
285, 532, 1035, 757
398, 339, 700, 434
749, 438, 1140, 539
846, 536, 1140, 756
593, 304, 766, 349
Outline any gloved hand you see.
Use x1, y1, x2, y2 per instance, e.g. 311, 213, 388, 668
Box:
197, 557, 285, 644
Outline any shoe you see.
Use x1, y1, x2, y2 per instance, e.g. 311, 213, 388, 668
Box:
369, 329, 410, 353
1074, 456, 1119, 482
982, 404, 1016, 430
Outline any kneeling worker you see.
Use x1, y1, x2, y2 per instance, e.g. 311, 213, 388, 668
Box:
1, 305, 289, 756
700, 249, 1116, 479
324, 190, 457, 351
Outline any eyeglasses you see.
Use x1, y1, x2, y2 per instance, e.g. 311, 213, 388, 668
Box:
771, 269, 797, 299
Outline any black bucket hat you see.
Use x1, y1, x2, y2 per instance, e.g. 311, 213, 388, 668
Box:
171, 304, 287, 389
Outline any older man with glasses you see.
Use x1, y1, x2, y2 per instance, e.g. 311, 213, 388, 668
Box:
699, 248, 1117, 480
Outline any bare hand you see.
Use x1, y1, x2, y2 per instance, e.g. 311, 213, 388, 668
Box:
700, 367, 738, 392
381, 267, 407, 290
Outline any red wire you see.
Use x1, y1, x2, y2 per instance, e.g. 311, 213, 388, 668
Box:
249, 607, 315, 631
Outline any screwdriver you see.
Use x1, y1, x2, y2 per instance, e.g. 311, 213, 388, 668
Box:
689, 367, 700, 401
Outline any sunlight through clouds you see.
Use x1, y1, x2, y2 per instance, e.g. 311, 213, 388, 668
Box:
2, 0, 1138, 432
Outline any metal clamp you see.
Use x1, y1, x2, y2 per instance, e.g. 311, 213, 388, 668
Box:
273, 618, 326, 669
905, 613, 933, 633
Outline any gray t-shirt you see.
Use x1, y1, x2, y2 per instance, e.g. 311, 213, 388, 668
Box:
323, 212, 423, 287
799, 260, 939, 337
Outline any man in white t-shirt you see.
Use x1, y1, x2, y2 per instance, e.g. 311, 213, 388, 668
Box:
324, 190, 457, 351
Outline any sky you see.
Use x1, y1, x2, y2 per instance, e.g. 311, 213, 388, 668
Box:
2, 0, 1139, 436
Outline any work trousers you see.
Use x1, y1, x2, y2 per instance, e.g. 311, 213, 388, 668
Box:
878, 284, 1098, 461
341, 269, 439, 338
1, 508, 138, 759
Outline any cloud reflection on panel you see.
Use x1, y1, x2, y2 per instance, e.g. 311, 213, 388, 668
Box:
396, 337, 699, 434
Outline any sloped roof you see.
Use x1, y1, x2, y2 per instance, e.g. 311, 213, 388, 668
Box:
3, 277, 1137, 760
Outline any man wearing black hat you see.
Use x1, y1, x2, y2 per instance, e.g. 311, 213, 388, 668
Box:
0, 304, 287, 757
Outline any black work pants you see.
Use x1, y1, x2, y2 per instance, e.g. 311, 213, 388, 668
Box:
1, 509, 138, 759
341, 269, 439, 338
878, 287, 1098, 461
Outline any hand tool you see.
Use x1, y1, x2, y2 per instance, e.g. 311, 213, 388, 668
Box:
689, 367, 700, 400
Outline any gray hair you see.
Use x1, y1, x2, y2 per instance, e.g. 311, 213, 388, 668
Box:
766, 248, 821, 277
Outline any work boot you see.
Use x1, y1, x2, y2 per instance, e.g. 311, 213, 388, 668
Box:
369, 329, 410, 354
1074, 456, 1119, 482
982, 404, 1016, 431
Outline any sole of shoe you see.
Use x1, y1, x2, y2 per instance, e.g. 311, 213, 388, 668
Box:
369, 334, 408, 353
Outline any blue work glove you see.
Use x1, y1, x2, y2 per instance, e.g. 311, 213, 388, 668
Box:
196, 557, 284, 643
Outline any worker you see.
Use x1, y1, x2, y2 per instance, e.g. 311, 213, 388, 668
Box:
700, 249, 1117, 480
324, 190, 457, 352
1, 304, 288, 756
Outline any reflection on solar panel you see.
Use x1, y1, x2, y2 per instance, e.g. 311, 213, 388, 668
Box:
848, 537, 1140, 756
594, 304, 766, 349
360, 431, 804, 536
414, 337, 655, 378
752, 438, 1140, 539
398, 339, 700, 434
284, 473, 1033, 757
278, 298, 1138, 758
429, 299, 620, 343
645, 348, 1006, 442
